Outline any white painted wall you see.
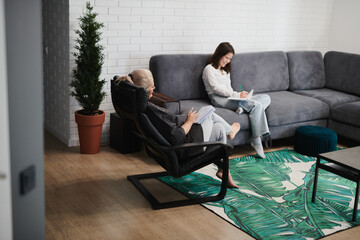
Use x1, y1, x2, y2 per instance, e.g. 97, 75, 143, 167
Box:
328, 0, 360, 54
45, 0, 335, 146
0, 0, 13, 238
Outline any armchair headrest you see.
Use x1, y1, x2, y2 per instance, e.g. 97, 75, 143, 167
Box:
111, 79, 149, 116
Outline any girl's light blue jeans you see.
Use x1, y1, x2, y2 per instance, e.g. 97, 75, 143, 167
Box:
239, 94, 271, 138
209, 93, 271, 138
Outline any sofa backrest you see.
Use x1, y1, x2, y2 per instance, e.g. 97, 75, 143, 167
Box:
230, 51, 289, 93
324, 51, 360, 96
149, 51, 290, 100
287, 51, 326, 91
150, 54, 210, 100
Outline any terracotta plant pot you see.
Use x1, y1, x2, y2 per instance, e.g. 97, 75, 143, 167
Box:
75, 110, 105, 154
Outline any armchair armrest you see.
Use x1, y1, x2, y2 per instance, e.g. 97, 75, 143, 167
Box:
135, 130, 233, 155
163, 141, 233, 153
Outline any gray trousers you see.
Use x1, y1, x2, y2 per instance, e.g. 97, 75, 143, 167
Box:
200, 112, 231, 144
209, 93, 271, 138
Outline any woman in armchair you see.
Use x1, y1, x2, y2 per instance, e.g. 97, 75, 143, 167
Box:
115, 69, 240, 188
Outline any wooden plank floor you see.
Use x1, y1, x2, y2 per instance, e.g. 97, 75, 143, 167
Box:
45, 131, 360, 240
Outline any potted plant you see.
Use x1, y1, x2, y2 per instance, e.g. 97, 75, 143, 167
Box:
70, 2, 106, 154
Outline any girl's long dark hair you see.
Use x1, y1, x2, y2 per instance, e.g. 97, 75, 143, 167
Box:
209, 42, 235, 73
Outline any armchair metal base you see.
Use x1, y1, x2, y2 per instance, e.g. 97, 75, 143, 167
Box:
127, 171, 228, 210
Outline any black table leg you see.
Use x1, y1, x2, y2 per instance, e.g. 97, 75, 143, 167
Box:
352, 179, 360, 222
312, 157, 320, 203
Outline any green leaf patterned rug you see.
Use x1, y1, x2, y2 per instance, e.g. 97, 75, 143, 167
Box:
158, 148, 360, 240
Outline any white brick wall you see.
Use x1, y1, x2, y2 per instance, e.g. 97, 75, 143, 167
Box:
45, 0, 335, 146
329, 0, 360, 54
43, 0, 71, 145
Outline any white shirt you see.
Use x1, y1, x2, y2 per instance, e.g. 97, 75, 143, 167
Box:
202, 64, 240, 98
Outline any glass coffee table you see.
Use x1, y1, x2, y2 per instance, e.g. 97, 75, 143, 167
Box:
312, 146, 360, 221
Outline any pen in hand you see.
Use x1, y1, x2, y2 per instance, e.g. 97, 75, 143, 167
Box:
238, 83, 244, 92
238, 83, 249, 98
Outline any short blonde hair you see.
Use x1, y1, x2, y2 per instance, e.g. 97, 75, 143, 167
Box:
115, 69, 154, 91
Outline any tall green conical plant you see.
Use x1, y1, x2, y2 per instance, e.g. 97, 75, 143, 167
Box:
71, 2, 106, 116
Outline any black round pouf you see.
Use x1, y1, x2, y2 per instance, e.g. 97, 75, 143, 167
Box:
294, 126, 337, 157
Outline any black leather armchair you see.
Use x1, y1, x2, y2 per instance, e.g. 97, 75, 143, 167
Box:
111, 79, 233, 209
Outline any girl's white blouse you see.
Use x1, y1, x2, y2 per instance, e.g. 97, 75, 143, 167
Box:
202, 64, 239, 98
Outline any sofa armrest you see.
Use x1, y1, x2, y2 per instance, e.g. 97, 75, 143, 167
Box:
150, 92, 181, 114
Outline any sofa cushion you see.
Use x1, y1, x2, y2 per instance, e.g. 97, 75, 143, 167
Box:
150, 54, 210, 100
293, 88, 360, 109
324, 51, 360, 96
287, 51, 325, 91
265, 91, 329, 127
179, 92, 329, 131
230, 51, 289, 93
331, 101, 360, 127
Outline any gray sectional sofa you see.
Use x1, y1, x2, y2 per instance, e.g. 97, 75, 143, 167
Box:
149, 51, 360, 146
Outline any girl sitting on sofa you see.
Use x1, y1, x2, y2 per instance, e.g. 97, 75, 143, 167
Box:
116, 69, 240, 188
202, 42, 271, 158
